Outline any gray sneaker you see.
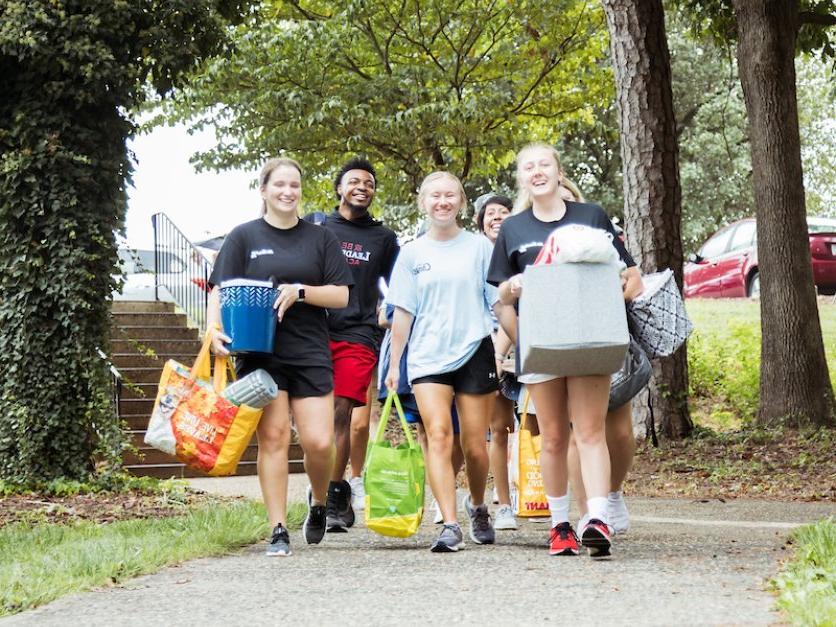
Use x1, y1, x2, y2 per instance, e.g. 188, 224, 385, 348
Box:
464, 495, 496, 545
431, 523, 464, 552
265, 523, 291, 557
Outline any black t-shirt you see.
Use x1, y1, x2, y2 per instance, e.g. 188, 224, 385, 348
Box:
487, 201, 636, 286
305, 209, 399, 351
209, 218, 354, 367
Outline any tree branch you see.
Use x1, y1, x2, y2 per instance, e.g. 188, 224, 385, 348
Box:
798, 11, 836, 26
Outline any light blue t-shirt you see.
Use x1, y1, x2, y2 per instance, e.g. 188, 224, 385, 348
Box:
387, 230, 498, 382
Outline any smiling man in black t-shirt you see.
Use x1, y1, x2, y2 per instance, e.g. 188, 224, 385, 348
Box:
306, 158, 399, 532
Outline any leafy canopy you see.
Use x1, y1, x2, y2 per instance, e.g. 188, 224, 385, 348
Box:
165, 0, 612, 222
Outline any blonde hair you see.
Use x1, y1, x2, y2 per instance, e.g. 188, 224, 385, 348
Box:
417, 171, 468, 215
513, 142, 565, 214
560, 177, 585, 203
259, 157, 303, 215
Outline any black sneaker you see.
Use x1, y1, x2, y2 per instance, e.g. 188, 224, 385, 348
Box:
303, 489, 327, 544
326, 479, 355, 532
265, 523, 291, 557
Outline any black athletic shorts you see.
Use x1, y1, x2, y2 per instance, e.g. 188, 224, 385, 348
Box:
236, 355, 333, 398
412, 336, 499, 395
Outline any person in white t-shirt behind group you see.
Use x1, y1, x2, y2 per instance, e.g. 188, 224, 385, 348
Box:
386, 171, 499, 553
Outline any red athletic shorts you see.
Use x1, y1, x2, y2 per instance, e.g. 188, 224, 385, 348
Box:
330, 340, 378, 405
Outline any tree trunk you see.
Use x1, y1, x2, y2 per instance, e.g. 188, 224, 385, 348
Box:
732, 0, 835, 427
603, 0, 692, 439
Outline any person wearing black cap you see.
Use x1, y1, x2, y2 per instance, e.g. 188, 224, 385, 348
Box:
474, 193, 519, 532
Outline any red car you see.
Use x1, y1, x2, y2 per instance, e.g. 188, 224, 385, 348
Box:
683, 217, 836, 298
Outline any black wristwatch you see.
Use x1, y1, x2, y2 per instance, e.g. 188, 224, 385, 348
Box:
295, 283, 306, 302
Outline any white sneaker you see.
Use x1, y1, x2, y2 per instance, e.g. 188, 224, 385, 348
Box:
349, 476, 365, 512
607, 491, 630, 534
432, 498, 443, 524
494, 504, 518, 530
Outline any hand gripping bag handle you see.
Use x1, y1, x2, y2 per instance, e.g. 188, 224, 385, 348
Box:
373, 391, 416, 448
190, 324, 237, 393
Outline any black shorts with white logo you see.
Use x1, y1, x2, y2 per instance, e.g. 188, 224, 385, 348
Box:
412, 336, 499, 395
236, 355, 333, 399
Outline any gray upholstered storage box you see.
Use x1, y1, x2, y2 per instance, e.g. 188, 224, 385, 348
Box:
518, 263, 629, 377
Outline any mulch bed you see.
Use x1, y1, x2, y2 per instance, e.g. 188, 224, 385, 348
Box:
0, 490, 230, 528
625, 427, 835, 502
3, 427, 831, 529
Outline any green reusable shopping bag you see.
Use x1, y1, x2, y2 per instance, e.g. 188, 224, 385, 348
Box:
364, 392, 425, 538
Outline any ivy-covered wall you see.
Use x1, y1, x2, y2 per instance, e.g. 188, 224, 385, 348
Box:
0, 0, 248, 483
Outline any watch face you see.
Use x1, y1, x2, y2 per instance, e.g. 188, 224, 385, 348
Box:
298, 288, 306, 301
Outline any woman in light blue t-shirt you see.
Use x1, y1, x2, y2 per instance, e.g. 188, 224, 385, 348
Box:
386, 171, 499, 553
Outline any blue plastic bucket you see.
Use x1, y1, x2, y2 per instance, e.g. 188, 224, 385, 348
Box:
219, 279, 278, 354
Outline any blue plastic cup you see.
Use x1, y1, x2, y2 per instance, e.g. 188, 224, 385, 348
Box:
219, 279, 278, 354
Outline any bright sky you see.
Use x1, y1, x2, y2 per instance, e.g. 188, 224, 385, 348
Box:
125, 123, 260, 249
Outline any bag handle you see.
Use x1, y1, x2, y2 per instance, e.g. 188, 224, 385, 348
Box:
519, 389, 532, 431
190, 325, 234, 393
373, 391, 416, 448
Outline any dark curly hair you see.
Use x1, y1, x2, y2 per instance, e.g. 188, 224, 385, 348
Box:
334, 157, 377, 200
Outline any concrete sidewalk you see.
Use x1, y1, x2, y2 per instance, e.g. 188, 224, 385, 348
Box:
5, 476, 833, 626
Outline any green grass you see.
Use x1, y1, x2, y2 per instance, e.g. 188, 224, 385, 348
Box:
685, 299, 836, 427
771, 518, 836, 626
1, 500, 306, 617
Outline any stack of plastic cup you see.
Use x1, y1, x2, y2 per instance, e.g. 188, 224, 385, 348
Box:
221, 369, 278, 409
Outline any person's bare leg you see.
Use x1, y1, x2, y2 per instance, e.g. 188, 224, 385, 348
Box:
331, 395, 356, 482
292, 394, 336, 505
567, 432, 587, 518
607, 403, 636, 491
451, 433, 464, 476
455, 392, 493, 507
256, 392, 291, 526
349, 386, 373, 478
489, 394, 515, 505
567, 376, 610, 501
413, 384, 457, 523
528, 379, 571, 497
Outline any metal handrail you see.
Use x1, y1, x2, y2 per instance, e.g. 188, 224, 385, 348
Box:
97, 348, 123, 423
151, 212, 213, 332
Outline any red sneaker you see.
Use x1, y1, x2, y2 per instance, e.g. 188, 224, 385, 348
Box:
549, 522, 579, 556
581, 518, 612, 558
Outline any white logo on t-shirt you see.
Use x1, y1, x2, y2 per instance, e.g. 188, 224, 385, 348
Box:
250, 249, 274, 259
517, 241, 544, 254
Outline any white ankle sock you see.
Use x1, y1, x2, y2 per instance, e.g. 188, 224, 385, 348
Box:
547, 494, 570, 527
608, 490, 623, 502
587, 496, 608, 523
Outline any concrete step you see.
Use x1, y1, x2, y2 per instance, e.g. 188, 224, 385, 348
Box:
111, 339, 203, 354
111, 301, 175, 313
121, 382, 158, 400
120, 367, 173, 384
114, 326, 200, 341
119, 399, 155, 417
124, 445, 305, 477
110, 353, 198, 369
124, 444, 261, 466
112, 312, 190, 328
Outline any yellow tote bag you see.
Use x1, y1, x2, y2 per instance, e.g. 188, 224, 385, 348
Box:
144, 329, 262, 476
516, 390, 550, 517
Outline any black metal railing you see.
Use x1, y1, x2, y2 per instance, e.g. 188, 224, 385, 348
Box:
151, 212, 213, 332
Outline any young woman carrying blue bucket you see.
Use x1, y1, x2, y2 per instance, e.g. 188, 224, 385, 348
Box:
206, 157, 353, 557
